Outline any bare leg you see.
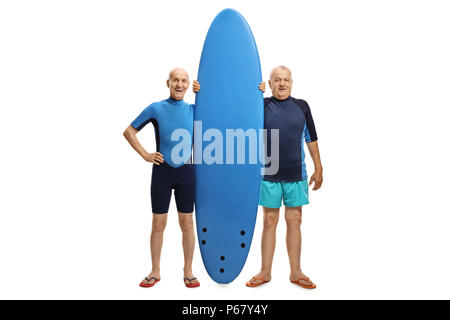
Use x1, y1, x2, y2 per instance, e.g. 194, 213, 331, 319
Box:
247, 207, 280, 285
285, 206, 314, 287
178, 212, 199, 286
141, 213, 167, 285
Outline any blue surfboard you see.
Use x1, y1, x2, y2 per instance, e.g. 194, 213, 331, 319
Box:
194, 9, 263, 284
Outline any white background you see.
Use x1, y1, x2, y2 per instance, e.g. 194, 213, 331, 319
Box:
1, 0, 449, 300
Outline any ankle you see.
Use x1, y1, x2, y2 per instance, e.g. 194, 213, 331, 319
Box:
183, 267, 193, 275
259, 269, 272, 277
290, 269, 303, 276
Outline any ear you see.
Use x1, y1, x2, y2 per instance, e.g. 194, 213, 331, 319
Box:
268, 80, 273, 89
166, 79, 170, 88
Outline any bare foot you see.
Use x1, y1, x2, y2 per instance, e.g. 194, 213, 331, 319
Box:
141, 272, 160, 286
184, 272, 199, 286
246, 271, 271, 286
290, 270, 315, 287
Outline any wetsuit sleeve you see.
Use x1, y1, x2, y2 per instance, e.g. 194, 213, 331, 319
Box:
130, 104, 154, 131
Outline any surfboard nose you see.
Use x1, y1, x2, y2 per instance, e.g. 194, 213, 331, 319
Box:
216, 8, 243, 19
208, 8, 251, 37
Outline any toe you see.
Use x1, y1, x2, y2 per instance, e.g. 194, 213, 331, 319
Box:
298, 279, 312, 286
143, 276, 158, 285
185, 277, 198, 285
249, 277, 267, 285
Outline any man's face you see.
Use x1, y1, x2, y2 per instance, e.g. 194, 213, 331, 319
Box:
167, 69, 189, 101
269, 68, 293, 100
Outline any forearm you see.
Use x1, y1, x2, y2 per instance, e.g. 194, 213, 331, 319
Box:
306, 141, 322, 171
123, 125, 149, 159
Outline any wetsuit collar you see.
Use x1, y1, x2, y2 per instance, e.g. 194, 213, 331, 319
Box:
167, 97, 184, 105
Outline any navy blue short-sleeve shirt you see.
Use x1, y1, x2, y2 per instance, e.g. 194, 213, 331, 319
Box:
263, 96, 318, 182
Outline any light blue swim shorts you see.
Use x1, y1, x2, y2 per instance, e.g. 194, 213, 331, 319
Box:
259, 180, 309, 208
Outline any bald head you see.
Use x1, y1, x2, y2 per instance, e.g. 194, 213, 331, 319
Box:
270, 66, 292, 81
167, 68, 190, 101
268, 66, 293, 100
168, 67, 189, 81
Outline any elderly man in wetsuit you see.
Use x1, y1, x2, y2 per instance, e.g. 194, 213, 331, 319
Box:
246, 66, 323, 289
123, 68, 201, 288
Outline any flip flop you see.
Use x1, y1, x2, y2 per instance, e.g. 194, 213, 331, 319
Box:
184, 277, 200, 288
246, 277, 270, 287
290, 277, 316, 289
139, 277, 160, 288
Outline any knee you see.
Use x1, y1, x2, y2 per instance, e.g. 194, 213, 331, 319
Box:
263, 214, 279, 229
152, 217, 167, 233
179, 215, 194, 233
285, 211, 302, 227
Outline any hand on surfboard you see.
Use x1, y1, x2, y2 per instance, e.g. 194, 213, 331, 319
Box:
259, 81, 265, 93
143, 152, 164, 165
193, 80, 201, 93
